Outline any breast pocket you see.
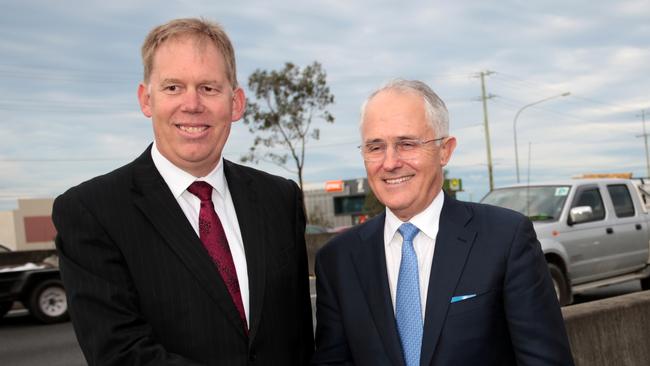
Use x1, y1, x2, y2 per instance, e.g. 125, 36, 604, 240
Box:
446, 288, 501, 318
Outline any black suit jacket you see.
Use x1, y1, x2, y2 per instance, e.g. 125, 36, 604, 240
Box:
53, 146, 314, 365
312, 195, 574, 365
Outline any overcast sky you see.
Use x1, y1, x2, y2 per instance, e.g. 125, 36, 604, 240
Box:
1, 0, 648, 210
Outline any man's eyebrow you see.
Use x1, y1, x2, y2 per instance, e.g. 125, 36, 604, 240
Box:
395, 135, 419, 141
160, 78, 182, 85
363, 138, 385, 144
364, 135, 418, 143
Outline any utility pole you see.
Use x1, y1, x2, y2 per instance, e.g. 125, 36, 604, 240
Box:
637, 110, 650, 178
478, 70, 495, 191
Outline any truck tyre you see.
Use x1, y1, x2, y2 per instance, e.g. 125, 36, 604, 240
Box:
548, 263, 570, 306
642, 277, 650, 291
0, 301, 12, 318
28, 279, 68, 323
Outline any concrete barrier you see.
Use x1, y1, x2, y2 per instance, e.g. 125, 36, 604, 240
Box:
562, 290, 650, 366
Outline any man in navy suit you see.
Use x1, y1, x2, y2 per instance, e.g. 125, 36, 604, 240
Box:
312, 79, 574, 365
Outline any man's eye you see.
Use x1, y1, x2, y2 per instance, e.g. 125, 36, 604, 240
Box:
201, 85, 219, 95
397, 141, 418, 150
366, 144, 384, 153
163, 85, 180, 93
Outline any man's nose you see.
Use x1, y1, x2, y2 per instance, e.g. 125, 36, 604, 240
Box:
181, 89, 204, 113
381, 145, 402, 170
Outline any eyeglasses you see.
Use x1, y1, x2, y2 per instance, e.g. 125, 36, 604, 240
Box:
359, 137, 446, 162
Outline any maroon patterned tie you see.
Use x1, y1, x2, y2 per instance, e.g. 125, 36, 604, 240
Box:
187, 181, 248, 334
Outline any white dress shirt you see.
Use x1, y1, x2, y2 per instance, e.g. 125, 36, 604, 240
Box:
384, 192, 444, 319
151, 143, 249, 323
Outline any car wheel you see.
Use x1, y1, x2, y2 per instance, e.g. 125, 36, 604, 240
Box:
0, 301, 13, 318
548, 263, 570, 306
28, 279, 68, 323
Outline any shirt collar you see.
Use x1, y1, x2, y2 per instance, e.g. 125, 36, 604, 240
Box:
385, 191, 445, 244
151, 142, 226, 199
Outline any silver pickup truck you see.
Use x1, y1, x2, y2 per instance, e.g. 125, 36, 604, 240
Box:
481, 178, 650, 305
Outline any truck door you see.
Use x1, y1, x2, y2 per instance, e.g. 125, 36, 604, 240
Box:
606, 183, 649, 274
561, 185, 618, 283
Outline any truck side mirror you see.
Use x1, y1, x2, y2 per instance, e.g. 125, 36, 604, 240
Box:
569, 206, 593, 225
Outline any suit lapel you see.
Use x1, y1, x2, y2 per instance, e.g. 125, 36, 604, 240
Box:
131, 147, 246, 338
224, 160, 266, 344
351, 214, 406, 366
420, 195, 476, 366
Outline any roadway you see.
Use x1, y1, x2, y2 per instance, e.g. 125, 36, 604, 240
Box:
0, 279, 642, 365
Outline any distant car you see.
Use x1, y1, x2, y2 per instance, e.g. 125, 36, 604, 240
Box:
328, 225, 353, 234
0, 266, 68, 323
306, 224, 329, 234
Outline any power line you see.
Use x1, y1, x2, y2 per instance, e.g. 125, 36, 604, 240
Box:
493, 71, 636, 111
494, 96, 636, 124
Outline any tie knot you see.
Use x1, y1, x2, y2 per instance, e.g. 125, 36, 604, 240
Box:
398, 222, 420, 242
187, 181, 214, 201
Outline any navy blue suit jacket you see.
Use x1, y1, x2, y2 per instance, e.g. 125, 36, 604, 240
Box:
312, 195, 574, 365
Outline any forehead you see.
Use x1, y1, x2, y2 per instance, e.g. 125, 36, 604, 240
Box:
362, 90, 432, 139
151, 35, 225, 73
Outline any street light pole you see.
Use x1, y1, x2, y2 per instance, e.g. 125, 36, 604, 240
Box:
637, 110, 650, 178
513, 92, 570, 183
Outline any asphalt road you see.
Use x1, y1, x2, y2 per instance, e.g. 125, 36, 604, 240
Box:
0, 279, 643, 365
0, 310, 85, 366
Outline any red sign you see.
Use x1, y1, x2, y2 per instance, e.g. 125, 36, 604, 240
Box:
24, 216, 57, 243
325, 180, 345, 192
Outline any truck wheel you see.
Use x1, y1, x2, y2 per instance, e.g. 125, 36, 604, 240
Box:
548, 263, 570, 306
28, 279, 68, 324
642, 277, 650, 291
0, 301, 13, 318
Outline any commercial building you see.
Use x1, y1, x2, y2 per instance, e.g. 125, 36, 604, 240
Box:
0, 198, 56, 251
303, 178, 372, 229
303, 176, 463, 230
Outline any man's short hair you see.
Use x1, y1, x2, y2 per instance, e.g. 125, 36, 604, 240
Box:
360, 79, 449, 138
141, 18, 238, 87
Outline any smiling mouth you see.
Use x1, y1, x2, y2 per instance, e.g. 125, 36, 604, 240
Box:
384, 175, 413, 185
176, 124, 208, 133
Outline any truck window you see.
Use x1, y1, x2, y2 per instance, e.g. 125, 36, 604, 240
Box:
573, 188, 605, 222
480, 186, 569, 221
607, 184, 635, 218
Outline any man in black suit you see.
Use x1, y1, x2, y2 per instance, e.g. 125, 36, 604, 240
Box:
311, 80, 574, 365
53, 18, 313, 365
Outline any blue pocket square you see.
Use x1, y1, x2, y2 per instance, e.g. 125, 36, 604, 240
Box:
450, 294, 476, 303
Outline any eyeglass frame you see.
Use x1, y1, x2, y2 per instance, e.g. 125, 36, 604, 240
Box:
358, 136, 447, 162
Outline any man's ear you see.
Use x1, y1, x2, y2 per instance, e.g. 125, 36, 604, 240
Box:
439, 136, 457, 167
231, 87, 246, 122
137, 83, 153, 118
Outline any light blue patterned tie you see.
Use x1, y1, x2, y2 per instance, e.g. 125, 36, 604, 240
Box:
396, 222, 422, 366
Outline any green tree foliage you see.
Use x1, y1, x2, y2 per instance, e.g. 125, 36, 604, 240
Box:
241, 62, 335, 190
363, 189, 385, 218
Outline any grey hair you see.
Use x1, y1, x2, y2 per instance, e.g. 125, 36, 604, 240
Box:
359, 79, 449, 138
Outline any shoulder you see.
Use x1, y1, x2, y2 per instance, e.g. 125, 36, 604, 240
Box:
224, 159, 300, 195
54, 155, 141, 210
449, 197, 527, 226
317, 213, 383, 259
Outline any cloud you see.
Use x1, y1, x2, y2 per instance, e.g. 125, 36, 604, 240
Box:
0, 0, 648, 206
